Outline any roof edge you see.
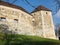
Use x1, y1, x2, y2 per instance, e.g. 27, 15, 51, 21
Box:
31, 5, 51, 13
0, 1, 31, 14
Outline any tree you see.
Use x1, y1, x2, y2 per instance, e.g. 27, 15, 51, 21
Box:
55, 24, 60, 40
0, 24, 9, 33
0, 24, 12, 45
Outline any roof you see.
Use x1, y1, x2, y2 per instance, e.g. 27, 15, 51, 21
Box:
0, 1, 51, 14
0, 1, 30, 14
32, 5, 51, 13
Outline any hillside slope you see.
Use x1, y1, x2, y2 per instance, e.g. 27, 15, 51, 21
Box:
0, 34, 60, 45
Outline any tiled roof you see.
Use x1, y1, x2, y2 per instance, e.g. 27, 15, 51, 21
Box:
0, 1, 51, 14
0, 1, 30, 14
32, 5, 51, 13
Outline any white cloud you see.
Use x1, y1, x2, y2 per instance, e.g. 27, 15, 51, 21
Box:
54, 9, 60, 18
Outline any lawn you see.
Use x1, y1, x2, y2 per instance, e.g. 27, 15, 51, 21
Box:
0, 34, 60, 45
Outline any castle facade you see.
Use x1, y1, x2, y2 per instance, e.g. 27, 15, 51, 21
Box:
0, 1, 56, 39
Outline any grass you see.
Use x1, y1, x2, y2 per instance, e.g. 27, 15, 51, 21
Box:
0, 34, 60, 45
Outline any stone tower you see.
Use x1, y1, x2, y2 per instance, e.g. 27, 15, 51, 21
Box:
31, 5, 56, 39
0, 1, 56, 39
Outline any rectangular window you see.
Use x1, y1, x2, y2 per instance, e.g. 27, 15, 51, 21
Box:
0, 17, 6, 22
14, 19, 18, 23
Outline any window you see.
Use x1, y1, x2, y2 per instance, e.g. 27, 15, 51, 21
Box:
1, 8, 5, 12
14, 19, 18, 23
32, 21, 34, 22
46, 12, 48, 14
15, 29, 17, 31
0, 17, 6, 22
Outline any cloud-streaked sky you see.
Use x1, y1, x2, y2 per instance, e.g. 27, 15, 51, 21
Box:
54, 9, 60, 18
53, 9, 60, 24
4, 0, 60, 25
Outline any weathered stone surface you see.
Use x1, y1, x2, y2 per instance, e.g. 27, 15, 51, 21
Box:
0, 5, 56, 39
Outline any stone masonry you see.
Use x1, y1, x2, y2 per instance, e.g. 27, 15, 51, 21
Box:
0, 1, 56, 39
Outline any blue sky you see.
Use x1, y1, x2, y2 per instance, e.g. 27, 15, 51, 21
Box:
4, 0, 60, 25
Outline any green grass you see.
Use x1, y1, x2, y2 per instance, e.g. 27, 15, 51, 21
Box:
0, 34, 60, 45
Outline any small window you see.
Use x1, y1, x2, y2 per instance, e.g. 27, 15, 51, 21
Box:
14, 19, 18, 23
1, 8, 5, 12
15, 29, 17, 31
0, 17, 6, 22
32, 21, 34, 22
46, 12, 48, 14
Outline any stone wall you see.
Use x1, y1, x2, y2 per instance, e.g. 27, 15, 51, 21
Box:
40, 11, 56, 39
0, 5, 34, 35
0, 5, 56, 39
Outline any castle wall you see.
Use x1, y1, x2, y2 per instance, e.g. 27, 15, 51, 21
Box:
40, 11, 56, 39
0, 5, 34, 35
31, 11, 43, 37
31, 11, 56, 39
0, 5, 56, 39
